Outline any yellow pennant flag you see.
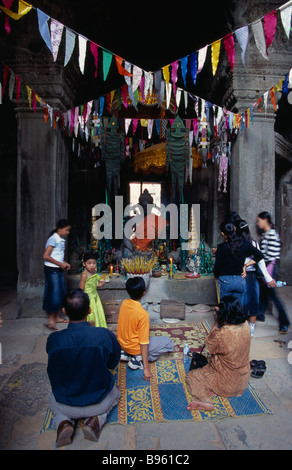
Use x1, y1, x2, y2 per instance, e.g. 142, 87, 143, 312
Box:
211, 40, 221, 76
162, 65, 170, 84
0, 0, 32, 19
26, 86, 32, 109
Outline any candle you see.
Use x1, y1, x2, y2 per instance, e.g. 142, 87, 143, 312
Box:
169, 257, 173, 278
110, 265, 113, 276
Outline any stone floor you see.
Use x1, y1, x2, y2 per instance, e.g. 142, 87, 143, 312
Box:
0, 285, 292, 451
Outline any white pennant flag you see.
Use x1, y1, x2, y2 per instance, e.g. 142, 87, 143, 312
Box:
252, 20, 268, 60
124, 62, 132, 86
64, 28, 76, 66
166, 82, 172, 109
132, 66, 143, 92
197, 45, 208, 74
148, 119, 154, 139
176, 88, 182, 108
184, 91, 188, 111
125, 118, 132, 135
235, 25, 249, 65
279, 0, 292, 39
50, 19, 64, 62
78, 35, 87, 74
264, 91, 269, 113
144, 72, 153, 98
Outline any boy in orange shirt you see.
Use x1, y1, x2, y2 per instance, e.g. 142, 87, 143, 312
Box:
117, 277, 174, 380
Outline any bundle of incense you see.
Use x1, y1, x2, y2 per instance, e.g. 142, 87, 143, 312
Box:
121, 255, 157, 274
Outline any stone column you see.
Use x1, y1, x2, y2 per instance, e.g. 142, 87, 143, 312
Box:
16, 109, 69, 317
230, 112, 276, 237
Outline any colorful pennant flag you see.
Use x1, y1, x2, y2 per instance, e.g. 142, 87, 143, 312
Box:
197, 45, 208, 74
211, 40, 221, 75
189, 52, 197, 85
103, 50, 113, 81
264, 10, 277, 54
64, 28, 76, 66
90, 42, 99, 78
78, 35, 87, 74
50, 19, 64, 62
115, 55, 133, 77
223, 33, 235, 71
180, 56, 188, 86
252, 20, 268, 60
37, 9, 52, 53
279, 0, 292, 39
235, 25, 249, 66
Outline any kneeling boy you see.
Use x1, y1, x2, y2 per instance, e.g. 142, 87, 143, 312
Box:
117, 277, 174, 380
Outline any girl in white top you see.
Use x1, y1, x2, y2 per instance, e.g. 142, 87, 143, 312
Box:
43, 219, 71, 330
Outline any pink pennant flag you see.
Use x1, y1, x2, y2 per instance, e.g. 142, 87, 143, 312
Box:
90, 42, 99, 78
3, 0, 13, 34
121, 85, 128, 108
223, 33, 235, 71
171, 60, 179, 94
132, 119, 139, 135
264, 10, 277, 53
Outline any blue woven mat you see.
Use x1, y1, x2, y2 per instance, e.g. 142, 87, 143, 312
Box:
41, 359, 272, 433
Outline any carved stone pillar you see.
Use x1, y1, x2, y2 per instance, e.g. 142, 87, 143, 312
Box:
227, 0, 292, 238
16, 108, 70, 317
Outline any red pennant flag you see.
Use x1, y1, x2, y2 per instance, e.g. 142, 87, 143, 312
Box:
264, 10, 277, 53
223, 33, 235, 71
115, 55, 133, 77
90, 42, 99, 78
3, 0, 13, 33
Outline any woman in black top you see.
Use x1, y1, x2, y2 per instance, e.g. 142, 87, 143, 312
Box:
214, 222, 265, 307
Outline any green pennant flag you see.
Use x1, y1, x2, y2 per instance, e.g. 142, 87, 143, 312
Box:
103, 50, 113, 81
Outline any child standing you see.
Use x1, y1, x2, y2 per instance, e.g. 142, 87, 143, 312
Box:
43, 219, 71, 330
117, 277, 174, 381
80, 252, 107, 328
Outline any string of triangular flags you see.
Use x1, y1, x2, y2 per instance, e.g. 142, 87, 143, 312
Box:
1, 55, 292, 140
1, 0, 291, 92
154, 0, 292, 88
0, 0, 139, 81
1, 0, 292, 140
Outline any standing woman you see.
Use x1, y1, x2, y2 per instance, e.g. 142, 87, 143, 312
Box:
214, 221, 266, 308
43, 219, 71, 330
257, 212, 290, 334
237, 220, 276, 337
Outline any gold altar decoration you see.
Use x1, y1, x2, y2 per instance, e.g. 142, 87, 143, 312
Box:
133, 143, 203, 174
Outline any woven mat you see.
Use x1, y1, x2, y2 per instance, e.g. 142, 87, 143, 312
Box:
109, 321, 211, 360
41, 322, 272, 432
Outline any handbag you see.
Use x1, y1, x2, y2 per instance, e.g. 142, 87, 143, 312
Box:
189, 345, 208, 371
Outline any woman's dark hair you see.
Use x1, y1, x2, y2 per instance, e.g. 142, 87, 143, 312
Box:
224, 211, 242, 225
63, 289, 90, 321
216, 295, 247, 328
126, 276, 146, 300
83, 251, 98, 263
50, 219, 70, 236
220, 221, 242, 256
236, 219, 252, 243
257, 211, 275, 228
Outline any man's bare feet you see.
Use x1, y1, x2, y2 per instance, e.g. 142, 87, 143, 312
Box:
187, 400, 214, 412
